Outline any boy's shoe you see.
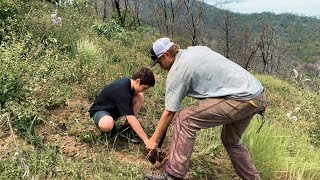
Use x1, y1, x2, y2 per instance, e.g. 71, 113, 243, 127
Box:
109, 126, 118, 138
118, 124, 141, 144
100, 126, 117, 140
144, 171, 181, 180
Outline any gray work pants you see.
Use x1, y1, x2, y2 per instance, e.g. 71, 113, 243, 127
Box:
166, 92, 266, 180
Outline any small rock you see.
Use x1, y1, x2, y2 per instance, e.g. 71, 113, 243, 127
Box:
290, 116, 299, 121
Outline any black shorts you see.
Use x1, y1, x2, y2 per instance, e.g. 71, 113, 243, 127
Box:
92, 110, 112, 126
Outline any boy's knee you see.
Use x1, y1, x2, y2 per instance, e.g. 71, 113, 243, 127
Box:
137, 92, 145, 101
98, 118, 114, 132
134, 92, 144, 103
99, 123, 114, 132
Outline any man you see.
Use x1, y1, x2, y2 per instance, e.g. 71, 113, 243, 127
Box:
88, 67, 155, 145
145, 38, 266, 179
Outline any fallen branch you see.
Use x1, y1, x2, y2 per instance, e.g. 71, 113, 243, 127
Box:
1, 113, 35, 180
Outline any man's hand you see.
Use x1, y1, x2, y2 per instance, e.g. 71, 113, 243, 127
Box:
145, 139, 158, 164
146, 139, 157, 150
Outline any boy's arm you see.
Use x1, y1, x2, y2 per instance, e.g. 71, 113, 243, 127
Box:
146, 110, 176, 150
125, 115, 149, 145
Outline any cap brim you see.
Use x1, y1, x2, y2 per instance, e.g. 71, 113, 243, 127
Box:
150, 58, 159, 67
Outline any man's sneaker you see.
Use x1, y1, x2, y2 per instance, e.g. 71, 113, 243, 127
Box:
118, 125, 141, 144
144, 171, 181, 180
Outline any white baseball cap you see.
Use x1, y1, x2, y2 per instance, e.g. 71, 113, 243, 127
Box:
150, 37, 174, 67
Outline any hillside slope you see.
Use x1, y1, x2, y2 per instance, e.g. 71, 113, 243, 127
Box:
1, 1, 319, 179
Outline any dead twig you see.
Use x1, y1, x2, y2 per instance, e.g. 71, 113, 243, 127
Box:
1, 113, 35, 180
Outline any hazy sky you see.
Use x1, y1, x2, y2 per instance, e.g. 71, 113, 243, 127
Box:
204, 0, 320, 18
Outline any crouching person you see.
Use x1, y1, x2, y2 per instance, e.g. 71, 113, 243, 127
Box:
88, 67, 155, 145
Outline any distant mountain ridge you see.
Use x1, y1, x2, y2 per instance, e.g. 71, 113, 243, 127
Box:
138, 1, 320, 65
202, 3, 320, 63
204, 0, 320, 19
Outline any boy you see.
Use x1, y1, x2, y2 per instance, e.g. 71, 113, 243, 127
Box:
88, 67, 155, 145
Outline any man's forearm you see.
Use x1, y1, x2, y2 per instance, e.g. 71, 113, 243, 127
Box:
150, 110, 175, 142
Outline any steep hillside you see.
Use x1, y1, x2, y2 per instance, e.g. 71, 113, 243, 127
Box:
1, 0, 319, 179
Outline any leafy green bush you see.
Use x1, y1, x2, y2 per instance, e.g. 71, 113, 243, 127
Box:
5, 101, 43, 145
94, 19, 124, 41
0, 0, 30, 44
0, 69, 27, 109
0, 32, 30, 110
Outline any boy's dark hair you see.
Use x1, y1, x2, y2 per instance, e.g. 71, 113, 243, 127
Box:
131, 67, 155, 86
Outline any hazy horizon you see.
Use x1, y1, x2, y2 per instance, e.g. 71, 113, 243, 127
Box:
204, 0, 320, 18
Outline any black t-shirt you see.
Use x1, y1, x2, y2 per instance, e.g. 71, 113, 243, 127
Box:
88, 78, 135, 119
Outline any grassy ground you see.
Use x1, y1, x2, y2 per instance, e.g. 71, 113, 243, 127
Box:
1, 1, 319, 179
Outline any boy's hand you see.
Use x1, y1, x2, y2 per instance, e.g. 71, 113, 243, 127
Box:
143, 139, 150, 146
146, 139, 157, 150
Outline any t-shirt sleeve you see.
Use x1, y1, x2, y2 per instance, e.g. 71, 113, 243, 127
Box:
165, 79, 189, 112
115, 96, 134, 116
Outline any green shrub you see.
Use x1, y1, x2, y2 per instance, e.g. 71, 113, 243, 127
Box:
7, 101, 43, 145
0, 70, 27, 109
0, 35, 29, 109
0, 0, 30, 44
94, 19, 124, 41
